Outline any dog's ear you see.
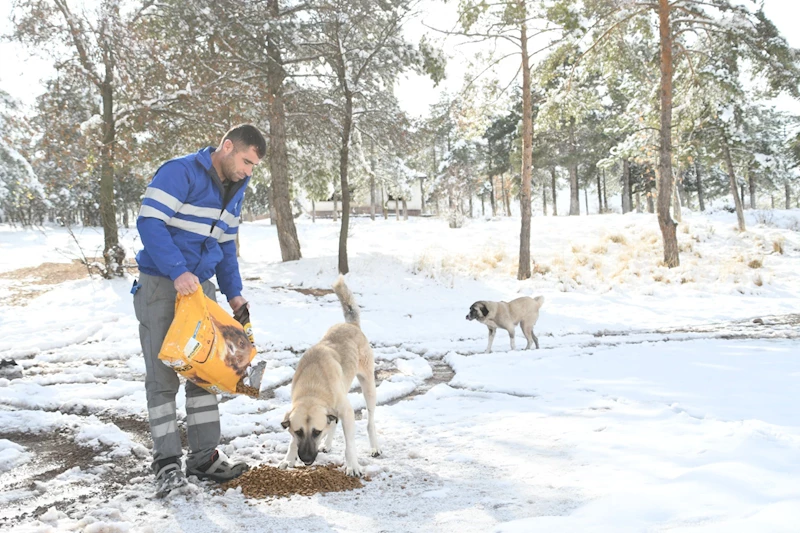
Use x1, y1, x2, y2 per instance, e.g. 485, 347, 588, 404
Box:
281, 410, 291, 429
479, 303, 489, 317
327, 414, 338, 425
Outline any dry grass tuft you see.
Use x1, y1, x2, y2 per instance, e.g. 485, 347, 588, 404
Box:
591, 244, 608, 255
747, 258, 763, 269
773, 239, 784, 255
607, 234, 627, 245
533, 263, 551, 275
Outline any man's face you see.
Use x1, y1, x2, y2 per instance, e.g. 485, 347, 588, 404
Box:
220, 140, 261, 183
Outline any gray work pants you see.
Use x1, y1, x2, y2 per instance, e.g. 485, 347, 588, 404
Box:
133, 272, 220, 473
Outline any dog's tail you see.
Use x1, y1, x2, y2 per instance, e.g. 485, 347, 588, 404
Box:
534, 295, 545, 308
333, 275, 360, 327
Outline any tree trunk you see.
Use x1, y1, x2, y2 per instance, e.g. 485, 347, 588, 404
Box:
370, 140, 377, 221
333, 197, 338, 222
100, 78, 124, 277
672, 171, 682, 223
312, 199, 316, 223
369, 174, 376, 221
490, 177, 496, 216
602, 169, 608, 213
722, 135, 746, 232
596, 171, 602, 214
786, 182, 791, 209
402, 198, 408, 221
395, 195, 400, 220
469, 194, 473, 218
267, 3, 302, 261
695, 162, 705, 212
550, 167, 557, 216
268, 185, 277, 225
338, 91, 353, 274
518, 9, 533, 279
542, 180, 547, 215
481, 193, 485, 216
500, 175, 508, 215
420, 178, 426, 215
381, 185, 387, 219
584, 186, 589, 215
657, 0, 679, 267
748, 166, 756, 209
568, 118, 580, 216
622, 160, 632, 213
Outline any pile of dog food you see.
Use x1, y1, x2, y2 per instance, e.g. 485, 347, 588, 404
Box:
235, 380, 260, 398
219, 464, 365, 498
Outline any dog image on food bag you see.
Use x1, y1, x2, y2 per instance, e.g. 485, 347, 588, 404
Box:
211, 316, 253, 377
279, 276, 381, 478
466, 296, 545, 353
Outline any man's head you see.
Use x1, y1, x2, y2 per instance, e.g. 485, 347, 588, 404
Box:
214, 124, 267, 183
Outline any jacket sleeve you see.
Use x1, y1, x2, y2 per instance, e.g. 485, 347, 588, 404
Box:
215, 237, 243, 301
136, 161, 192, 280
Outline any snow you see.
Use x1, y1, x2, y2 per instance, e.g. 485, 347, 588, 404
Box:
1, 210, 800, 532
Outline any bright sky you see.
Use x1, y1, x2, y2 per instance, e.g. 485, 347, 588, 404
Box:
0, 0, 798, 117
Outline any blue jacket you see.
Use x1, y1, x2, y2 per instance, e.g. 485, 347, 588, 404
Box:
135, 147, 248, 300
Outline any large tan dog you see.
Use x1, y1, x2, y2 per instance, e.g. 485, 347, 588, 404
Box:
466, 296, 545, 353
278, 276, 381, 477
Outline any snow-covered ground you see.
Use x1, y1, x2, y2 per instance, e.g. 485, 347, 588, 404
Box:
1, 209, 799, 532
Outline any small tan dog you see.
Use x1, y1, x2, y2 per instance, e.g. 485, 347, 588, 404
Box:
466, 296, 545, 353
278, 276, 381, 477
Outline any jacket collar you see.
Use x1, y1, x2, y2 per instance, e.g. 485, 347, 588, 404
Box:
197, 146, 214, 170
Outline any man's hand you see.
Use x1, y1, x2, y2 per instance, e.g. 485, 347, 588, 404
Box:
229, 296, 248, 312
174, 272, 200, 295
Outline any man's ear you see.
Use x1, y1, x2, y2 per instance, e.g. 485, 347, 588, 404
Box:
327, 414, 338, 425
222, 138, 235, 155
281, 410, 292, 429
479, 303, 489, 317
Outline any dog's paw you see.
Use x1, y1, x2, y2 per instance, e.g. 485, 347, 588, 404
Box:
345, 463, 363, 478
277, 460, 291, 470
370, 447, 382, 457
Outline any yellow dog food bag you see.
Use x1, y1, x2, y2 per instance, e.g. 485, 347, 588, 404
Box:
158, 287, 258, 396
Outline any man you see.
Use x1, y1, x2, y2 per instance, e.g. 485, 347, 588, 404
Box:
132, 124, 266, 497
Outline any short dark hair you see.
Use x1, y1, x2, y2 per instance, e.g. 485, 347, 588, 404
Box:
222, 124, 267, 159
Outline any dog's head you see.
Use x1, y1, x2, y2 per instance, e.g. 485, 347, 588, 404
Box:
281, 404, 338, 466
466, 302, 489, 322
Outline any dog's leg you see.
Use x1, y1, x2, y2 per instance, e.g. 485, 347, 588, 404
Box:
321, 421, 337, 453
357, 371, 382, 457
340, 401, 363, 477
486, 327, 496, 353
532, 329, 539, 349
507, 328, 516, 351
521, 321, 534, 350
278, 437, 299, 470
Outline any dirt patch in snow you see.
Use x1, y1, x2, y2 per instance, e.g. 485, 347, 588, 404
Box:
0, 260, 90, 306
0, 260, 91, 285
272, 285, 335, 298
